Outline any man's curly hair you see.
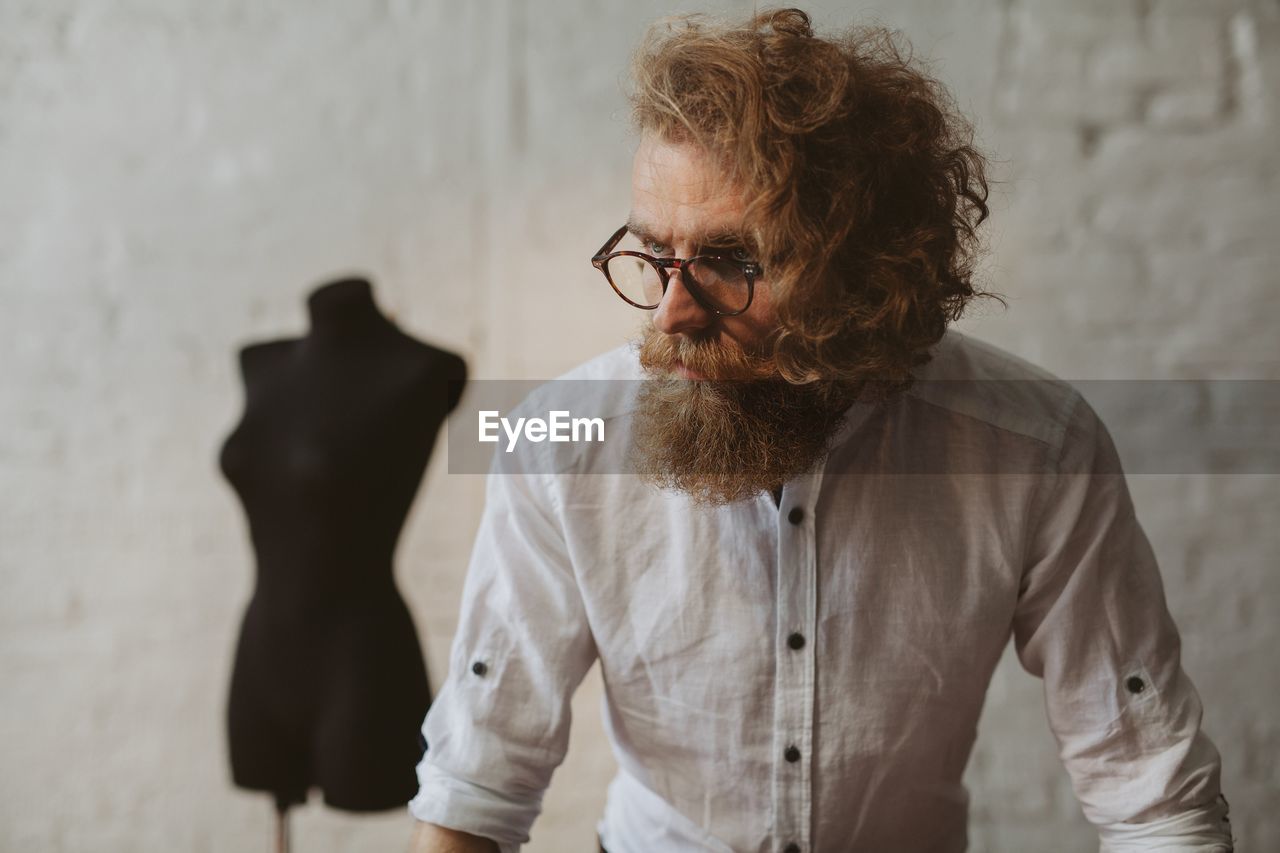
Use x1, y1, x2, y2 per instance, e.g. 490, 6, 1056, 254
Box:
628, 8, 1000, 399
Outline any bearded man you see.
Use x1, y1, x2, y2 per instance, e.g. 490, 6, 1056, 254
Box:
408, 9, 1232, 853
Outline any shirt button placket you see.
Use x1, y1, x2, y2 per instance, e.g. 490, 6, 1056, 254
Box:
775, 491, 815, 853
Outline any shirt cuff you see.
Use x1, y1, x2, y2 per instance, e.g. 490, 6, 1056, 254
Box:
407, 761, 542, 853
1098, 795, 1233, 852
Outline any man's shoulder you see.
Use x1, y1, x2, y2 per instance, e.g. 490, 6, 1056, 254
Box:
904, 328, 1083, 450
511, 343, 639, 406
502, 344, 640, 475
523, 343, 642, 421
552, 343, 644, 382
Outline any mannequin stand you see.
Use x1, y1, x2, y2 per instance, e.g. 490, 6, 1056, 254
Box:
274, 799, 290, 853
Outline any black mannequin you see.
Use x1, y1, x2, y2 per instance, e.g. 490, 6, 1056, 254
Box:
218, 277, 466, 841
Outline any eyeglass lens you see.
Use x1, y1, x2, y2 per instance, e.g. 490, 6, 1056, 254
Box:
604, 232, 750, 313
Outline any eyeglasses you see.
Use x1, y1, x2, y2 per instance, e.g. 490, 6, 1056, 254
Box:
591, 224, 763, 316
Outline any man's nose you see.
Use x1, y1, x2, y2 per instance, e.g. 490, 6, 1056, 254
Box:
652, 269, 714, 336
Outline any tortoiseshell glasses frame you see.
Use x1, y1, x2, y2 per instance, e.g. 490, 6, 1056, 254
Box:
590, 224, 764, 317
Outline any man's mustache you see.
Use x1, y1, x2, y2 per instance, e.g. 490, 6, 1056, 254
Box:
637, 325, 775, 380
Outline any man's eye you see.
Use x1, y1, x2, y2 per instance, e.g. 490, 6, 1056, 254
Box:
730, 248, 751, 262
645, 241, 672, 255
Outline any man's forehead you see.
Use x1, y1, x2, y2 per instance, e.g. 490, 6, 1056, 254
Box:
630, 135, 747, 243
633, 136, 738, 192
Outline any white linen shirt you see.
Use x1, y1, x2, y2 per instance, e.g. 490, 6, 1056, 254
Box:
408, 329, 1232, 852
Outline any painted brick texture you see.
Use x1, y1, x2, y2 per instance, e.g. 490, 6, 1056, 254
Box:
1, 1, 1275, 850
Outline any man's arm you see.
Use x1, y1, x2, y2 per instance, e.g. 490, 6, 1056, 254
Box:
1013, 393, 1233, 852
408, 820, 499, 853
405, 433, 598, 851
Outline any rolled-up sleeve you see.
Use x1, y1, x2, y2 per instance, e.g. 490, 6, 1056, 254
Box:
407, 444, 597, 850
1013, 393, 1234, 852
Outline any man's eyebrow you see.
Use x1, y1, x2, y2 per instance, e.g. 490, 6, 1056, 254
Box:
624, 217, 746, 248
624, 217, 661, 244
697, 227, 747, 247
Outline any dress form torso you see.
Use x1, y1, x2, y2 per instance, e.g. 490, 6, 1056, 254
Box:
219, 278, 466, 813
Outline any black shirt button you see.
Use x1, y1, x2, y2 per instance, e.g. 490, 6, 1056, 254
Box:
1125, 675, 1145, 694
783, 844, 801, 853
787, 632, 806, 650
784, 745, 801, 763
787, 507, 804, 525
471, 660, 488, 677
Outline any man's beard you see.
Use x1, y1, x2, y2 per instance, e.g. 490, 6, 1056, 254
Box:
630, 324, 862, 506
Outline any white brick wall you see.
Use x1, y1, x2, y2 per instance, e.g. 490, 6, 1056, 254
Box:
1, 1, 1274, 850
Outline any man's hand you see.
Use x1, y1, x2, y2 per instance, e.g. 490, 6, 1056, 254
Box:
408, 820, 500, 853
